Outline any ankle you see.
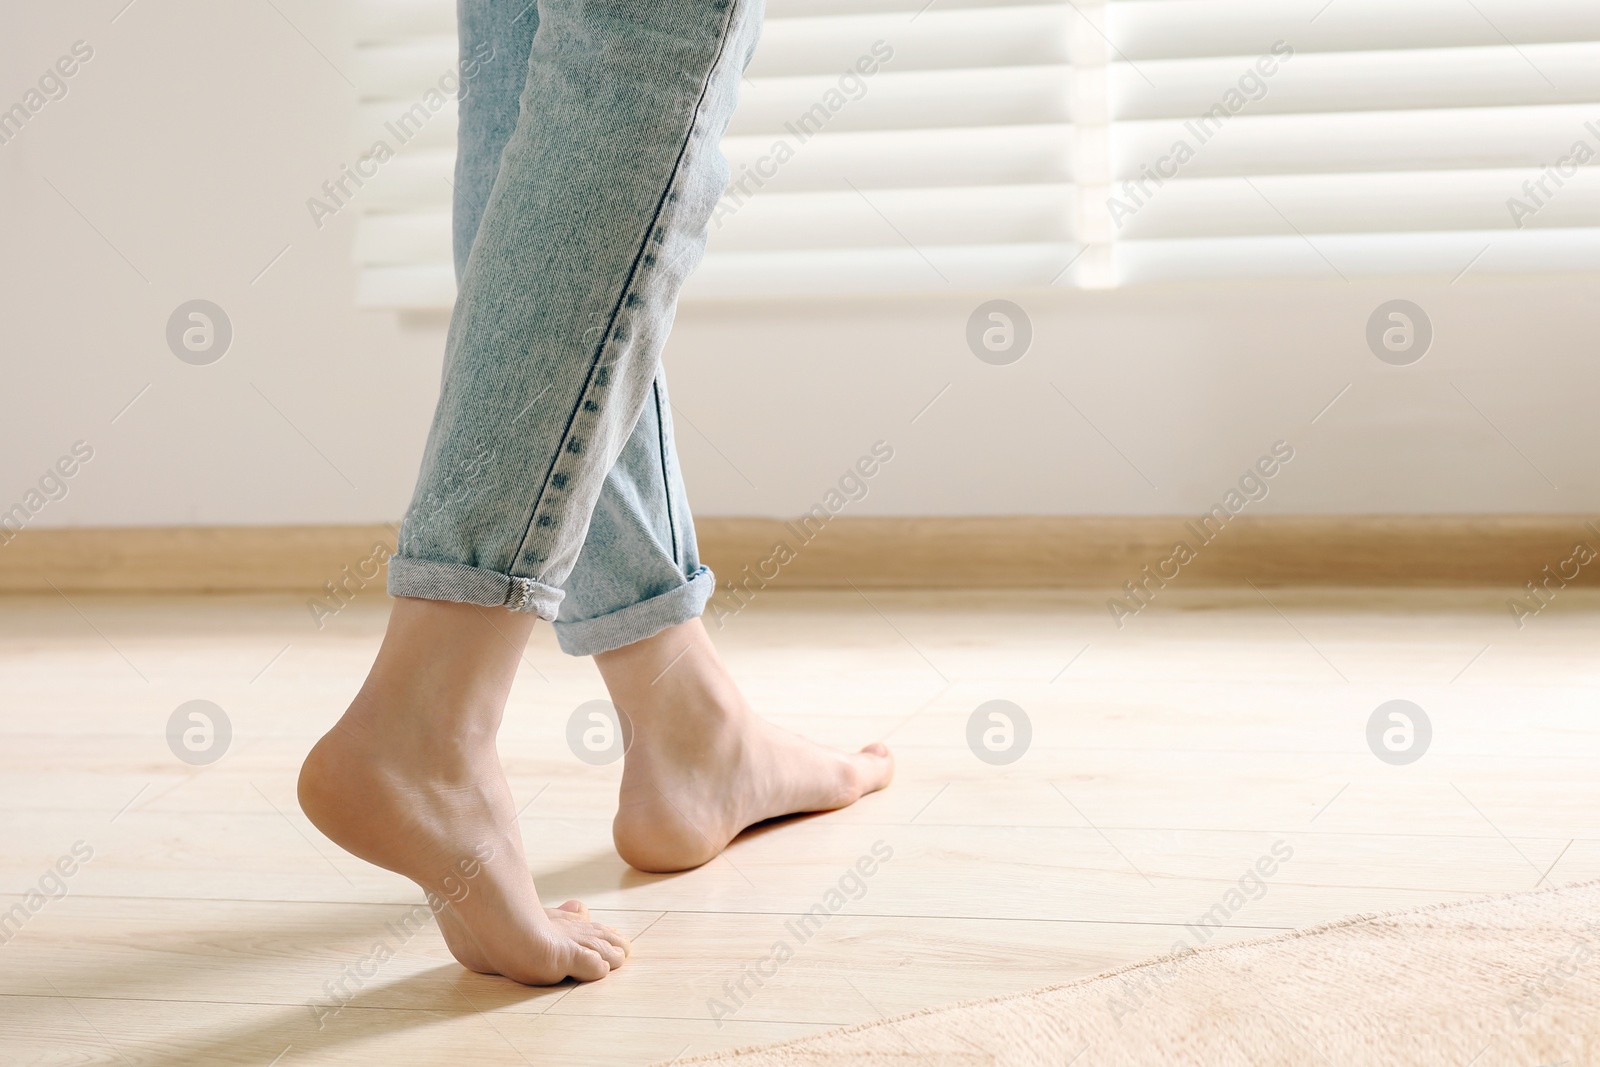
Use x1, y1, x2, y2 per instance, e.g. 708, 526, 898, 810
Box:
331, 597, 537, 748
342, 677, 504, 750
594, 619, 745, 722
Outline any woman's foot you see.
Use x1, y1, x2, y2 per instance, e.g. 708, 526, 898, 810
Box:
598, 618, 894, 873
298, 598, 630, 985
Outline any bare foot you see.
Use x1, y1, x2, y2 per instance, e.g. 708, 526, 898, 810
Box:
599, 618, 894, 873
298, 598, 630, 985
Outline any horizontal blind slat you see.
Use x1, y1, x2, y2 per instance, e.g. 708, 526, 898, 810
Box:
747, 7, 1070, 77
724, 125, 1074, 192
1114, 105, 1600, 178
687, 243, 1085, 297
1118, 228, 1600, 284
1114, 170, 1600, 240
1115, 43, 1600, 121
730, 66, 1073, 135
1110, 0, 1600, 61
708, 184, 1077, 250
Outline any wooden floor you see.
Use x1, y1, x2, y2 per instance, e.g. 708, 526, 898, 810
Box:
3, 587, 1598, 1066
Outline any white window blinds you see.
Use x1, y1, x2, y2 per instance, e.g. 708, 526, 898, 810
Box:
348, 0, 1600, 307
347, 0, 458, 309
1100, 0, 1600, 286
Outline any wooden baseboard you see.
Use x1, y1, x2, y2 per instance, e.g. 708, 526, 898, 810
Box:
0, 516, 1595, 595
699, 515, 1600, 590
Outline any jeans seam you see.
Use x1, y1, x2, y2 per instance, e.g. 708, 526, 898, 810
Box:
652, 377, 682, 565
508, 0, 745, 583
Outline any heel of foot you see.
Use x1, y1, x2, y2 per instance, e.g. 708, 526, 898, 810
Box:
613, 806, 719, 873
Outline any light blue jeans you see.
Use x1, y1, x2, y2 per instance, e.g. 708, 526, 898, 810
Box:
389, 0, 762, 655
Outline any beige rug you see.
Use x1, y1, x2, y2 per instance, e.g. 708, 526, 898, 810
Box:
674, 881, 1600, 1067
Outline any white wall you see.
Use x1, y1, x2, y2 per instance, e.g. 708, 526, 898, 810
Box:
3, 1, 1596, 531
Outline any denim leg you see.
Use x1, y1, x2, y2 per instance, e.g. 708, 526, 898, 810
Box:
391, 0, 756, 634
552, 379, 714, 657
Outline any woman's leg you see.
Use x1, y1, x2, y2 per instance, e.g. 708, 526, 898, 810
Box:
301, 0, 890, 987
442, 0, 892, 876
301, 0, 763, 985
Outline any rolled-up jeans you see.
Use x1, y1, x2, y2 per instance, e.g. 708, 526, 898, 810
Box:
388, 0, 761, 655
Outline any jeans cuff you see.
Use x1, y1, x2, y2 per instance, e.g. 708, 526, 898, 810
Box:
387, 556, 564, 620
552, 565, 715, 656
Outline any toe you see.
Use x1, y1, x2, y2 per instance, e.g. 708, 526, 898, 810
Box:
552, 899, 589, 919
587, 921, 633, 957
850, 743, 894, 795
577, 932, 629, 970
566, 943, 612, 982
